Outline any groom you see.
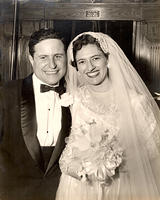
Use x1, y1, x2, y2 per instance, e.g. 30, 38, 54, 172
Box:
0, 28, 71, 200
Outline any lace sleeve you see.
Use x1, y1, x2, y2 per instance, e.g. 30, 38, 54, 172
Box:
130, 91, 160, 158
59, 136, 84, 180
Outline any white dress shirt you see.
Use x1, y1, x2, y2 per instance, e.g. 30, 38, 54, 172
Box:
33, 74, 62, 146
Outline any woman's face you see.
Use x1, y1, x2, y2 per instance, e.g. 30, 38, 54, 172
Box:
75, 44, 108, 87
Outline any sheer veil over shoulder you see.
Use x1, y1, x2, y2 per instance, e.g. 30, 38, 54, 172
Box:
57, 32, 160, 200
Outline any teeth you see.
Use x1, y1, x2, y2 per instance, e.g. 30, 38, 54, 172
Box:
45, 71, 58, 74
87, 71, 99, 77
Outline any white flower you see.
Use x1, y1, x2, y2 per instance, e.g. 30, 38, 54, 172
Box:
59, 93, 73, 107
64, 116, 123, 185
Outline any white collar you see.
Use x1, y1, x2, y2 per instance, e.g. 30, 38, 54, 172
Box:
32, 74, 59, 93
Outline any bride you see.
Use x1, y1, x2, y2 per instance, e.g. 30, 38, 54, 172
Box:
56, 32, 160, 200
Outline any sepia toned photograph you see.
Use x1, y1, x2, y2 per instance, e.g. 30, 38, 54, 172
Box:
0, 0, 160, 199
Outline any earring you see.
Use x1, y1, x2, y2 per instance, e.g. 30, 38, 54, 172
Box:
107, 62, 110, 68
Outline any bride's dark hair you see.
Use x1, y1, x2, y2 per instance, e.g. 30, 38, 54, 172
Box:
72, 34, 109, 70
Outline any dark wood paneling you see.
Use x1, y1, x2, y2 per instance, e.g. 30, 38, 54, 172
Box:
69, 0, 160, 2
143, 7, 160, 21
45, 4, 142, 20
19, 8, 44, 21
1, 2, 160, 22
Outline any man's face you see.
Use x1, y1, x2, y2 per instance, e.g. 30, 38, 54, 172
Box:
29, 39, 66, 85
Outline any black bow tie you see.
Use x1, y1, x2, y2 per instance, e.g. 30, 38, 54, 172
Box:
40, 84, 65, 95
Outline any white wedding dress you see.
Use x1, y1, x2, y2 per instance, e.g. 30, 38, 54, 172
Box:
56, 31, 160, 200
56, 85, 159, 200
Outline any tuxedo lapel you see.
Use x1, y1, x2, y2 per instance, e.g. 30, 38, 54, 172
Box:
45, 106, 71, 175
21, 75, 44, 170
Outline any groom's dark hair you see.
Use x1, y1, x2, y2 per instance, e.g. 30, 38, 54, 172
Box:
29, 28, 66, 57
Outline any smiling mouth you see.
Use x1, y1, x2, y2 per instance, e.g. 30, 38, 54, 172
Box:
45, 70, 59, 75
87, 70, 100, 78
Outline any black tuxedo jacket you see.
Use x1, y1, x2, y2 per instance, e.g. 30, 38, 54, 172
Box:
0, 75, 71, 200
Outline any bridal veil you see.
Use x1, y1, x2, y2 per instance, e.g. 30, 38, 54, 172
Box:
66, 32, 160, 200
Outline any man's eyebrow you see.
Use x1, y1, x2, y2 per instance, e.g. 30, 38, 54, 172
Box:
55, 53, 65, 55
37, 54, 47, 57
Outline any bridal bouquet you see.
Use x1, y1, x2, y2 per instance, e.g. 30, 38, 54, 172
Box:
66, 118, 123, 186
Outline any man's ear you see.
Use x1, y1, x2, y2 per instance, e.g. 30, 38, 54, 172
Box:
29, 54, 34, 66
